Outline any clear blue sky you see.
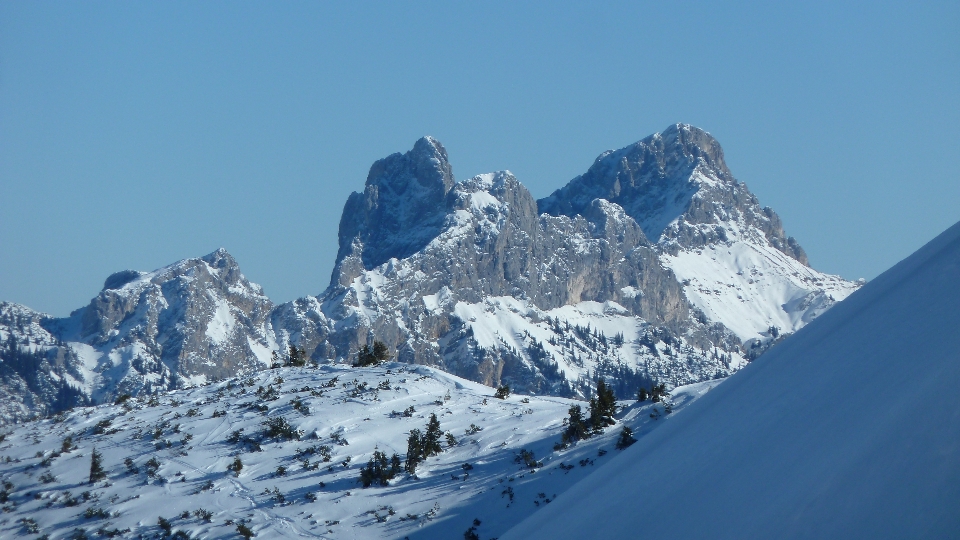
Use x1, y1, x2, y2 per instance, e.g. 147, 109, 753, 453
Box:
1, 1, 957, 316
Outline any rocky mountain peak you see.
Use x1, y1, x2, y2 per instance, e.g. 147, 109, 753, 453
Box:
539, 123, 806, 264
334, 137, 457, 280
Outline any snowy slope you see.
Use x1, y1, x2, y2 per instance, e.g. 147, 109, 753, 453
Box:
661, 217, 859, 342
0, 363, 717, 539
503, 220, 960, 540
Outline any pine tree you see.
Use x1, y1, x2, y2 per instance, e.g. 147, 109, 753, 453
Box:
562, 404, 590, 445
615, 426, 637, 449
423, 413, 444, 457
286, 345, 307, 367
650, 383, 667, 403
359, 450, 400, 487
372, 340, 391, 363
355, 340, 392, 367
588, 379, 617, 432
405, 429, 423, 473
229, 456, 243, 476
88, 448, 106, 483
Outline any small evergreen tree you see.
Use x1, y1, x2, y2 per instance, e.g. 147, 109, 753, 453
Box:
561, 404, 590, 446
229, 456, 243, 476
236, 522, 255, 539
88, 448, 106, 483
422, 414, 444, 457
636, 387, 649, 402
286, 345, 307, 367
359, 450, 402, 487
588, 379, 617, 433
494, 385, 510, 399
355, 340, 392, 367
405, 429, 423, 473
650, 383, 667, 403
615, 426, 636, 449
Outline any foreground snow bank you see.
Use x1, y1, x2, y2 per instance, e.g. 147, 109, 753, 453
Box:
504, 220, 960, 540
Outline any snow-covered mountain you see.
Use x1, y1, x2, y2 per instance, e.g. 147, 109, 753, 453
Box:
503, 220, 960, 539
540, 124, 858, 343
0, 124, 859, 423
0, 250, 278, 423
303, 124, 858, 396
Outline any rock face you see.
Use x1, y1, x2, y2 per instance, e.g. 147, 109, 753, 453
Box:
540, 124, 806, 261
0, 250, 278, 422
0, 125, 860, 423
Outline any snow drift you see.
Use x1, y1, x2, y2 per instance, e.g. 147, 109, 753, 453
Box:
503, 220, 960, 539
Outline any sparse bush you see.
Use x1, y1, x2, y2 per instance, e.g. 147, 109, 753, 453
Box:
236, 522, 255, 539
83, 506, 109, 519
114, 394, 132, 405
445, 432, 457, 447
19, 517, 39, 533
494, 385, 510, 399
261, 416, 301, 441
193, 508, 213, 522
275, 466, 286, 477
157, 516, 172, 535
229, 457, 243, 476
145, 457, 161, 478
93, 420, 112, 435
515, 449, 541, 469
62, 435, 74, 453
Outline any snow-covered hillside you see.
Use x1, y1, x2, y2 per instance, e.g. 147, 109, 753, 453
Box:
503, 221, 960, 539
0, 362, 717, 539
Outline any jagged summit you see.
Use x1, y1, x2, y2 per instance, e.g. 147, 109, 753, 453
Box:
334, 136, 456, 276
539, 123, 806, 264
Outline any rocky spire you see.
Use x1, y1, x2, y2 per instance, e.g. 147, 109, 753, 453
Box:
333, 137, 456, 283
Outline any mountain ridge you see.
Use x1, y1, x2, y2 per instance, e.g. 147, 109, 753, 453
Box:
0, 124, 860, 423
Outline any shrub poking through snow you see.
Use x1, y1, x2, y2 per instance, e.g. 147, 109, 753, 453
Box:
261, 416, 301, 441
359, 450, 402, 487
494, 385, 510, 399
615, 426, 637, 449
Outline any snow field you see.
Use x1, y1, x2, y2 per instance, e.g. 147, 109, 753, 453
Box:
0, 363, 717, 539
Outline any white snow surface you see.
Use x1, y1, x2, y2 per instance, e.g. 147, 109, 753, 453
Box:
0, 364, 715, 539
504, 220, 960, 540
661, 215, 860, 342
205, 296, 237, 344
